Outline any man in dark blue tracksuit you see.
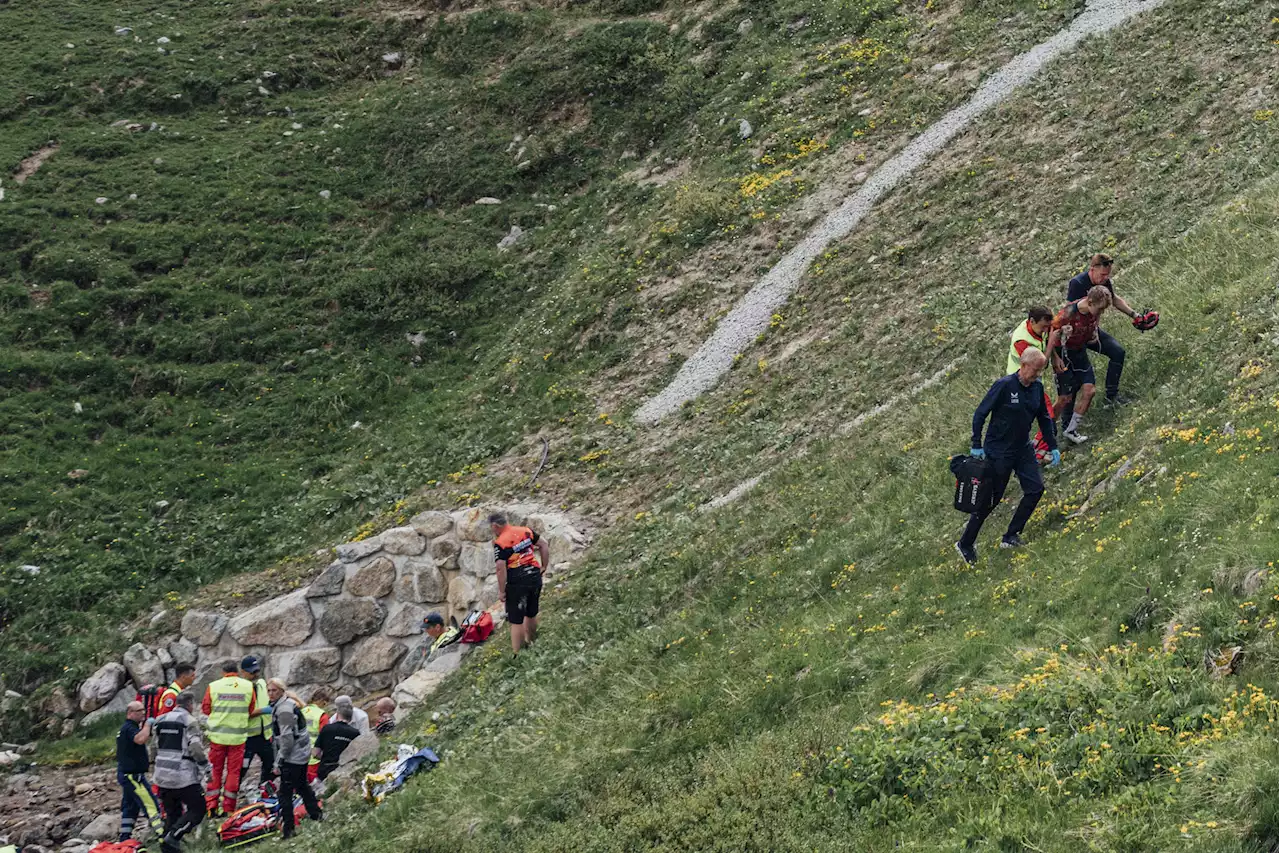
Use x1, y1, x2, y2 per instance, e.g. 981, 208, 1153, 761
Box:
955, 349, 1060, 565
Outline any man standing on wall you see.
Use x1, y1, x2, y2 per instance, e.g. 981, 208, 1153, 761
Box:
491, 512, 551, 656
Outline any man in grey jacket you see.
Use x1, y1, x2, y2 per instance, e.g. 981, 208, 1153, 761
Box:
267, 679, 323, 840
152, 692, 209, 853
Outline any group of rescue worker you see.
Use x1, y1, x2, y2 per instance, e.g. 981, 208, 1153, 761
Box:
958, 253, 1159, 564
113, 657, 394, 851
111, 512, 549, 851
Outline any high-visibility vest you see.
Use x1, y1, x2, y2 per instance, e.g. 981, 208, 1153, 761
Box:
1007, 320, 1048, 375
205, 676, 252, 746
158, 681, 182, 715
302, 705, 326, 766
247, 678, 272, 740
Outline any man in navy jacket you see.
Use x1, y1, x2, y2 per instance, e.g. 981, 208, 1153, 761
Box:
956, 349, 1060, 565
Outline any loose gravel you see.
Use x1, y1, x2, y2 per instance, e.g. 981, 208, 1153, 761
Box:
635, 0, 1165, 424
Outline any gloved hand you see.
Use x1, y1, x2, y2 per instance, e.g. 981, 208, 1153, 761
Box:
1050, 449, 1061, 467
970, 448, 985, 459
261, 704, 274, 716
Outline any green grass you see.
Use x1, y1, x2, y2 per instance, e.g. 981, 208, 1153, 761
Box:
1, 0, 1276, 846
0, 0, 1134, 700
288, 179, 1277, 852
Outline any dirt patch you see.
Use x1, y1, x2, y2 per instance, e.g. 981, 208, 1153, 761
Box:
13, 143, 58, 184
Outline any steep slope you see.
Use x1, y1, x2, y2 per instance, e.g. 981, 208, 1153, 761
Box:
1, 0, 1275, 845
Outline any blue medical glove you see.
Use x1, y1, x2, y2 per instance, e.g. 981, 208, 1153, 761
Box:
970, 448, 985, 459
1050, 449, 1061, 467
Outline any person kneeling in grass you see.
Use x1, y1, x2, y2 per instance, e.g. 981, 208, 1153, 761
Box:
956, 349, 1060, 566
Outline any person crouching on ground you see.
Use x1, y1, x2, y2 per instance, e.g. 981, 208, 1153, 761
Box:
1048, 285, 1112, 444
955, 349, 1060, 566
490, 512, 550, 655
313, 702, 360, 781
153, 691, 209, 853
267, 679, 322, 840
373, 697, 397, 735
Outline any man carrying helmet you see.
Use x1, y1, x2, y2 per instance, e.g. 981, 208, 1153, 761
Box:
1065, 253, 1159, 407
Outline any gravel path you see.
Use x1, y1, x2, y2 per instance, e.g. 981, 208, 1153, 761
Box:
635, 0, 1165, 424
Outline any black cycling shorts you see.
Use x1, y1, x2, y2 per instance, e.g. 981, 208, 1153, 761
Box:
506, 574, 542, 625
1054, 347, 1095, 396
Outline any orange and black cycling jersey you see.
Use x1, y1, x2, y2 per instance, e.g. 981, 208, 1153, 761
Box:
494, 525, 542, 579
1051, 301, 1099, 350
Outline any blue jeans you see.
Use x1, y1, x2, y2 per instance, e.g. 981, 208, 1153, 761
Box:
960, 442, 1044, 548
1086, 329, 1125, 398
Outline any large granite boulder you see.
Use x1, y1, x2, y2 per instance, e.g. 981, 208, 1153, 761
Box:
122, 644, 164, 689
336, 535, 382, 564
395, 559, 448, 603
306, 561, 346, 598
380, 526, 425, 556
167, 638, 198, 668
180, 610, 227, 646
347, 556, 395, 598
318, 598, 385, 646
81, 683, 135, 727
430, 536, 461, 570
454, 507, 495, 542
448, 575, 478, 616
78, 663, 126, 713
271, 647, 342, 685
392, 669, 447, 710
228, 592, 313, 647
409, 511, 453, 538
459, 543, 494, 578
342, 636, 406, 678
384, 602, 433, 637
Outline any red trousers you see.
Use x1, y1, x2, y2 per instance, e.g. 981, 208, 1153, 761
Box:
306, 763, 319, 783
207, 742, 246, 814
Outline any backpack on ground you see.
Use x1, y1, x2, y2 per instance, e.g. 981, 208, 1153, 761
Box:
216, 781, 319, 848
88, 843, 146, 853
949, 455, 992, 514
136, 684, 165, 720
459, 610, 494, 644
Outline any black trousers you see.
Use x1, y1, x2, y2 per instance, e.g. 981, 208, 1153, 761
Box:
159, 783, 206, 851
277, 762, 322, 837
960, 443, 1044, 548
1085, 329, 1126, 398
241, 734, 275, 791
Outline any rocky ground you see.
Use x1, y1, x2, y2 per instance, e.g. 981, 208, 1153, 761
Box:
0, 759, 123, 853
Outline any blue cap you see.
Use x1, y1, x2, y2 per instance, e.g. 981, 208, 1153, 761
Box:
240, 655, 262, 674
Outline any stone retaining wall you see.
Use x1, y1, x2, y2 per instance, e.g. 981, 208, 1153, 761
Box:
74, 505, 589, 722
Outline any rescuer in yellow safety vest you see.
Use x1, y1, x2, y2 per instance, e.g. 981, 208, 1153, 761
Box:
200, 660, 256, 816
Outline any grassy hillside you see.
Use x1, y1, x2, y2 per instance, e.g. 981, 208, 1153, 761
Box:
301, 180, 1278, 852
1, 0, 1275, 843
1, 0, 1111, 693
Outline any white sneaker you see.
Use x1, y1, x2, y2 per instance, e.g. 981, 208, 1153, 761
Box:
1063, 427, 1088, 444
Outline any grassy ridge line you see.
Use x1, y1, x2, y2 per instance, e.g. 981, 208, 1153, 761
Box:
298, 181, 1277, 852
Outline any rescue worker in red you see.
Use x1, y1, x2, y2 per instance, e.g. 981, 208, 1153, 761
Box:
490, 512, 550, 655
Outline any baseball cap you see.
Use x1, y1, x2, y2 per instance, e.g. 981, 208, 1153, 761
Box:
240, 655, 262, 674
423, 612, 445, 627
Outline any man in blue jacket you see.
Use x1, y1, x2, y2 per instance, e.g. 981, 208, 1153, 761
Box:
956, 349, 1060, 566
